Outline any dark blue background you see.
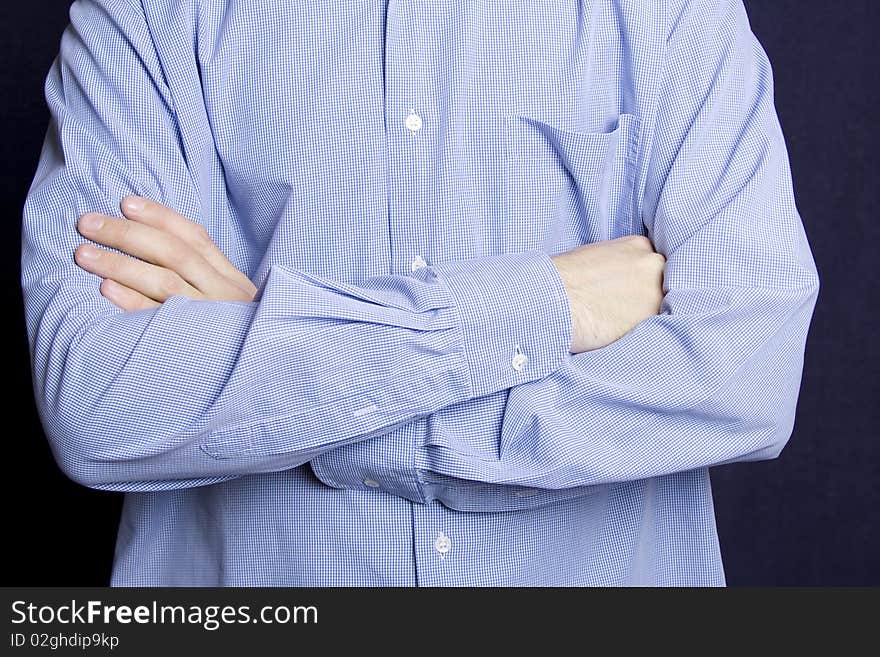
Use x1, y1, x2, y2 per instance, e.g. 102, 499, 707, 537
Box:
2, 1, 877, 585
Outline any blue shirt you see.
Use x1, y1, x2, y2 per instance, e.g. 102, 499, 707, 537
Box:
21, 0, 820, 585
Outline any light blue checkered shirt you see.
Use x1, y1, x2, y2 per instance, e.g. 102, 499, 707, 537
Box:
21, 0, 819, 585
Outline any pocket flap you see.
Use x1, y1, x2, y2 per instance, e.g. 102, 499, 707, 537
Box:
506, 112, 640, 174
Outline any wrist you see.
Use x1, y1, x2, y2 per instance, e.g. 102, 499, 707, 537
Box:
550, 255, 578, 352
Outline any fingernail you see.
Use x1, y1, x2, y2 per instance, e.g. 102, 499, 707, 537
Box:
122, 196, 145, 213
77, 244, 99, 260
79, 213, 104, 231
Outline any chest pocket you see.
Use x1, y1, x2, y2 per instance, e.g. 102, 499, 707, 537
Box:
504, 112, 642, 254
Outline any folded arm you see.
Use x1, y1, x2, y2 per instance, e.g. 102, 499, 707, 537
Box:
21, 0, 573, 492
312, 0, 821, 509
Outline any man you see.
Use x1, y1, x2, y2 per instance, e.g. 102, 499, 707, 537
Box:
21, 0, 819, 585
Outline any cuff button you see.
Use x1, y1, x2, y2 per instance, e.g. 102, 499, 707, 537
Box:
511, 344, 528, 371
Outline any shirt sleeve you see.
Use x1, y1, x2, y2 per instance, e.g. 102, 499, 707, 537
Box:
309, 0, 821, 511
20, 0, 572, 492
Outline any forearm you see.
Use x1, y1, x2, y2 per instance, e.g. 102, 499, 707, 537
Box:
422, 0, 820, 491
308, 0, 821, 510
418, 281, 818, 490
26, 197, 570, 491
25, 156, 572, 492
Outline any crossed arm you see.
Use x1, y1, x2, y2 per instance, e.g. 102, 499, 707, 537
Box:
22, 0, 819, 504
73, 197, 664, 353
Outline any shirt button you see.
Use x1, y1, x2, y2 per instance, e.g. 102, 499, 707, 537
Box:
405, 111, 422, 132
512, 345, 528, 371
411, 255, 428, 272
363, 478, 380, 488
434, 532, 451, 556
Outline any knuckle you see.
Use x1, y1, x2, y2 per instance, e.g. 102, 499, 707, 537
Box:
629, 234, 653, 249
191, 222, 212, 244
101, 254, 119, 276
115, 217, 132, 241
166, 241, 190, 267
158, 271, 184, 297
637, 251, 665, 274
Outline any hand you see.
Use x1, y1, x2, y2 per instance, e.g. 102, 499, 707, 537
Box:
75, 195, 257, 311
551, 235, 666, 354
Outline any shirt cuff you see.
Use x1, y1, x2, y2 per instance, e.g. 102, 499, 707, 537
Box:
430, 249, 573, 398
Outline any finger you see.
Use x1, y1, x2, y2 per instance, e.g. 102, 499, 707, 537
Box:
75, 242, 205, 303
77, 211, 232, 298
100, 278, 161, 311
120, 196, 257, 296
